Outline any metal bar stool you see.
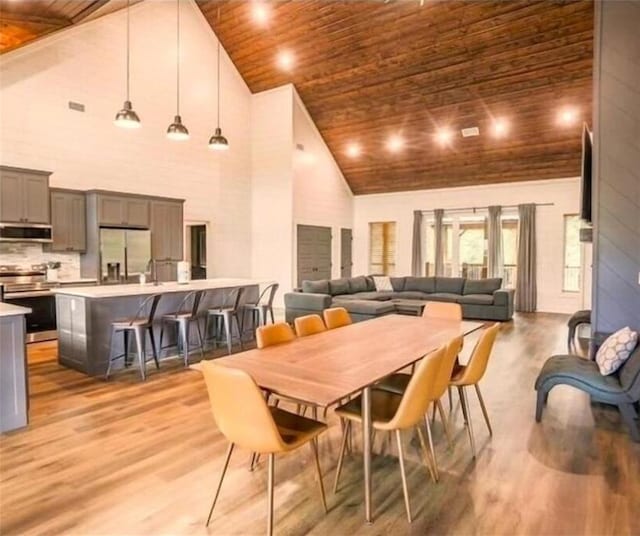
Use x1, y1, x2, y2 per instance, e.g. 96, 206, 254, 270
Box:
159, 290, 207, 367
241, 282, 279, 337
206, 287, 245, 355
105, 293, 162, 381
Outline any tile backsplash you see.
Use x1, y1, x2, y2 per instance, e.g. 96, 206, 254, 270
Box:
0, 243, 80, 279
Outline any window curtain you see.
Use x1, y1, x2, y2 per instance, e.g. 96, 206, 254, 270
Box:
411, 210, 423, 276
434, 209, 445, 276
516, 203, 537, 312
487, 205, 504, 280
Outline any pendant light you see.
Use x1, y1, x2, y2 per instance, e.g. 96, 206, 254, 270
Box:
166, 0, 189, 141
208, 11, 229, 151
114, 0, 141, 128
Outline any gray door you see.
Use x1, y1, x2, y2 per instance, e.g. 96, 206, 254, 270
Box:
297, 225, 332, 287
340, 228, 353, 278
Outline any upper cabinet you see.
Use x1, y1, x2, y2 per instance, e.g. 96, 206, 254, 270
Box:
50, 189, 86, 252
96, 194, 150, 228
0, 166, 51, 224
151, 200, 184, 261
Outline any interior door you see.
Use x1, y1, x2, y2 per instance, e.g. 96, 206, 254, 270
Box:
297, 224, 332, 287
340, 228, 353, 278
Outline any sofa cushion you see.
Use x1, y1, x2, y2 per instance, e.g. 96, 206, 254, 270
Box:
435, 277, 465, 294
349, 291, 394, 301
284, 292, 332, 311
463, 278, 502, 295
458, 294, 495, 305
302, 280, 329, 294
348, 275, 369, 293
427, 293, 461, 303
390, 277, 406, 292
333, 299, 396, 316
373, 276, 393, 291
395, 291, 430, 300
403, 276, 435, 293
329, 278, 351, 296
364, 276, 376, 292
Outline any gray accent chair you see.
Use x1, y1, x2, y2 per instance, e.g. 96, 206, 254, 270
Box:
535, 346, 640, 442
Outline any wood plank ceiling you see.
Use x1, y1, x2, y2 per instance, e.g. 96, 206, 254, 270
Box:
198, 0, 594, 194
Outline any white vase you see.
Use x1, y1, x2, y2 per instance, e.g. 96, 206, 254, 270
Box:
46, 268, 59, 282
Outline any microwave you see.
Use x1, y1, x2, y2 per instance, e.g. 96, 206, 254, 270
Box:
0, 223, 53, 243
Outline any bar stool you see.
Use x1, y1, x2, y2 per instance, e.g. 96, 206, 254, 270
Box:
105, 293, 162, 381
206, 287, 245, 355
241, 283, 279, 331
159, 290, 207, 367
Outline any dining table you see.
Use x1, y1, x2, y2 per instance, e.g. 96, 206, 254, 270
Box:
215, 313, 485, 523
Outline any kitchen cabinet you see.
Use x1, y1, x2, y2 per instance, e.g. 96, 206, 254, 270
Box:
151, 200, 184, 282
97, 194, 149, 228
50, 189, 86, 252
0, 166, 51, 224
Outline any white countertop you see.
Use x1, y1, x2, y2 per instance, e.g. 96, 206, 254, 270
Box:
0, 302, 32, 317
58, 278, 98, 285
52, 278, 269, 298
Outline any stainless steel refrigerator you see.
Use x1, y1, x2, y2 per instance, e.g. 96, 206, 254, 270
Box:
99, 229, 151, 284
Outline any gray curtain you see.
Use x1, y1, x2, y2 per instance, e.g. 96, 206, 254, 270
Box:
487, 205, 503, 280
434, 209, 445, 276
411, 210, 423, 276
516, 203, 537, 312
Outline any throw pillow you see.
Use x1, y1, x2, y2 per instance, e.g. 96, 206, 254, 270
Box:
373, 276, 393, 292
595, 327, 639, 375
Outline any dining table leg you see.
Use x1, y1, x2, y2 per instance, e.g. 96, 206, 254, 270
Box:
362, 385, 373, 523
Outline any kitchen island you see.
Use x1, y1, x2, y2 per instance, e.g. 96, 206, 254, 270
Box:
0, 302, 31, 432
53, 279, 263, 377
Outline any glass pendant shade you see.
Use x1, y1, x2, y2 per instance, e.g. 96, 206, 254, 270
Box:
114, 100, 141, 128
208, 127, 229, 150
167, 115, 189, 140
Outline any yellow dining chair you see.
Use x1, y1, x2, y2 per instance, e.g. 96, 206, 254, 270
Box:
201, 361, 328, 536
333, 346, 446, 523
294, 314, 327, 337
323, 307, 352, 330
422, 301, 463, 320
450, 322, 499, 458
256, 322, 295, 349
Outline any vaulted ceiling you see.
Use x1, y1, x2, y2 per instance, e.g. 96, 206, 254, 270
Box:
1, 0, 593, 195
199, 0, 594, 194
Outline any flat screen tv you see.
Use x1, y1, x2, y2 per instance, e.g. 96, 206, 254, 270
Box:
580, 123, 593, 223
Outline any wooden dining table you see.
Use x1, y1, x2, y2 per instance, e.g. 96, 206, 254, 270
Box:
215, 314, 484, 523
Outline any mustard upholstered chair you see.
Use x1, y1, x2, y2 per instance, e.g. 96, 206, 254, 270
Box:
333, 346, 446, 523
256, 322, 296, 349
294, 314, 327, 337
450, 323, 500, 458
201, 361, 328, 535
323, 307, 352, 330
422, 301, 463, 321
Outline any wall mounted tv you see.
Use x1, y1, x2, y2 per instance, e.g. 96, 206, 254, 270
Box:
580, 123, 593, 223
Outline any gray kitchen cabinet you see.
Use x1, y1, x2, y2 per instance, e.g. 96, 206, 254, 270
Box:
97, 194, 149, 228
0, 166, 51, 223
50, 189, 86, 252
151, 200, 184, 281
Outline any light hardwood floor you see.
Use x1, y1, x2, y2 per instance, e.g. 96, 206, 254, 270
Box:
1, 313, 638, 535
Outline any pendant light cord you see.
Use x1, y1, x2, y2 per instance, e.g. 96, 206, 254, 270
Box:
176, 0, 180, 116
216, 7, 221, 129
126, 0, 131, 101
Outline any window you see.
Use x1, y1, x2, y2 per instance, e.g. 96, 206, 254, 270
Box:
563, 214, 582, 292
369, 222, 396, 275
458, 217, 487, 280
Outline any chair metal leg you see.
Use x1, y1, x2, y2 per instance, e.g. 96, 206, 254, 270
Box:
333, 421, 350, 493
436, 399, 453, 448
269, 306, 275, 324
447, 386, 453, 411
105, 327, 117, 380
133, 327, 146, 381
123, 331, 130, 367
233, 313, 243, 350
147, 327, 160, 369
159, 324, 165, 358
458, 386, 476, 458
474, 384, 493, 436
267, 453, 275, 536
394, 429, 412, 523
223, 313, 232, 355
416, 424, 437, 483
310, 439, 328, 513
424, 415, 439, 482
206, 442, 235, 526
195, 319, 205, 358
178, 320, 190, 367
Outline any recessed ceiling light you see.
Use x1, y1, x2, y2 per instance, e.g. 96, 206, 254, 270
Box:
491, 119, 509, 138
435, 128, 453, 146
277, 50, 294, 71
386, 134, 404, 152
251, 2, 270, 26
461, 127, 480, 138
346, 143, 361, 158
558, 106, 579, 126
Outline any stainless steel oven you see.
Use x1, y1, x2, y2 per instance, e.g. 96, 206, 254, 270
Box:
0, 264, 58, 342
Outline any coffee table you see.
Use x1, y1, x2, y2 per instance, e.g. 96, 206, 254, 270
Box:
391, 298, 428, 316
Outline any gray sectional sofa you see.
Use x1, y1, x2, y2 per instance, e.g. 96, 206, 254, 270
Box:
284, 275, 515, 323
